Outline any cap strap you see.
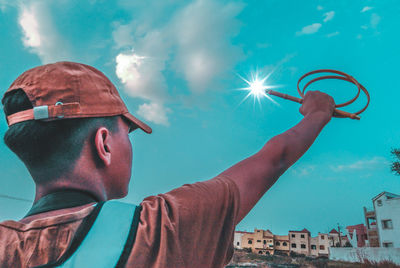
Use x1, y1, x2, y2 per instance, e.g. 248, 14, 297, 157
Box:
7, 102, 81, 126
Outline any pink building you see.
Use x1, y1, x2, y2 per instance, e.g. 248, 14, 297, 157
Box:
346, 224, 367, 247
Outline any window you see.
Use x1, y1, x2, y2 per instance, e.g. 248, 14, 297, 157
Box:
321, 235, 325, 239
301, 244, 306, 249
301, 234, 305, 238
320, 245, 325, 250
257, 240, 261, 242
291, 243, 296, 248
248, 240, 252, 244
291, 234, 295, 238
236, 242, 240, 246
258, 251, 263, 254
257, 230, 261, 232
383, 242, 394, 248
263, 240, 267, 244
311, 245, 316, 250
275, 241, 280, 246
283, 242, 287, 246
377, 200, 382, 206
382, 219, 393, 229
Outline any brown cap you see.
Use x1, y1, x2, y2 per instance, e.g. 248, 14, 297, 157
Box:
3, 61, 152, 133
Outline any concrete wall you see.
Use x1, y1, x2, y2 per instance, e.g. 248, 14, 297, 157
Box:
329, 248, 400, 265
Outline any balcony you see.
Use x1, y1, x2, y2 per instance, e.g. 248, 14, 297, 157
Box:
364, 207, 375, 218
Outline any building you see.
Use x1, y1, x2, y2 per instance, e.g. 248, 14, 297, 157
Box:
241, 229, 275, 255
235, 226, 351, 257
328, 228, 348, 247
234, 231, 252, 249
346, 224, 367, 247
372, 192, 400, 248
289, 228, 311, 256
273, 235, 289, 255
310, 236, 319, 256
364, 206, 379, 247
318, 233, 329, 256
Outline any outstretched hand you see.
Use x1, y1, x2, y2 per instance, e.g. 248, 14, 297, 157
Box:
299, 90, 335, 123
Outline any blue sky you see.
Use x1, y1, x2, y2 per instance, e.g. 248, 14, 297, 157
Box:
0, 0, 399, 236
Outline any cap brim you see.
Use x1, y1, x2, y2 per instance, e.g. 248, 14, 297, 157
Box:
122, 112, 152, 134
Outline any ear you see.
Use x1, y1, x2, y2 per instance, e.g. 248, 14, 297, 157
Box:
94, 127, 112, 166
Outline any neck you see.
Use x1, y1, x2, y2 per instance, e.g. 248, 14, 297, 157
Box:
34, 177, 108, 203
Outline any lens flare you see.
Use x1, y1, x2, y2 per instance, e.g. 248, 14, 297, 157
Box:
238, 70, 280, 107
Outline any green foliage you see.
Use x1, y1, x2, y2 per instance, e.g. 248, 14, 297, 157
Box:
391, 149, 400, 176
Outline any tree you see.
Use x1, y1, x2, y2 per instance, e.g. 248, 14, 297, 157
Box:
391, 149, 400, 175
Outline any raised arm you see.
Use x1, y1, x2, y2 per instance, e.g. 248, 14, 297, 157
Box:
220, 91, 335, 223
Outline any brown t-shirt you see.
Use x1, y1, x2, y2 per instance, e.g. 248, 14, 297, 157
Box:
0, 176, 240, 268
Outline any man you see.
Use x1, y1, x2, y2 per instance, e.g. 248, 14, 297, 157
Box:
0, 61, 334, 267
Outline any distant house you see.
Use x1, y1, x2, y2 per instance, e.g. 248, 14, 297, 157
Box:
289, 228, 311, 256
274, 235, 289, 255
364, 206, 379, 247
328, 228, 348, 248
317, 233, 330, 256
235, 227, 350, 257
234, 231, 252, 249
346, 224, 367, 247
240, 229, 275, 255
372, 192, 400, 248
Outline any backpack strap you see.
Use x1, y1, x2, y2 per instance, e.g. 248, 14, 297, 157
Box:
60, 201, 140, 268
33, 201, 141, 268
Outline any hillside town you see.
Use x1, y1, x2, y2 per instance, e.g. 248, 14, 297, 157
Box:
233, 191, 400, 264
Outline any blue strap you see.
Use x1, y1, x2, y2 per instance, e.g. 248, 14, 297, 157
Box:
59, 201, 138, 268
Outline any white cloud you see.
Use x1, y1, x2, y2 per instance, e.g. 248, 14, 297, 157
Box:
18, 1, 69, 63
170, 0, 244, 92
323, 11, 335, 22
291, 165, 316, 177
330, 157, 389, 172
116, 50, 171, 125
115, 51, 167, 102
113, 0, 244, 125
361, 6, 373, 13
137, 102, 171, 126
326, 31, 340, 38
112, 24, 135, 50
19, 6, 41, 47
296, 23, 322, 36
370, 13, 380, 28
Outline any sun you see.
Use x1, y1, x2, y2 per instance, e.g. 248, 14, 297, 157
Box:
238, 70, 280, 106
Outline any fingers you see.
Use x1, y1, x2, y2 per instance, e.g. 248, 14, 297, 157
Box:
299, 90, 335, 118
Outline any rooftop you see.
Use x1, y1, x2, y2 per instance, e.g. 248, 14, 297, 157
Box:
372, 191, 400, 201
289, 228, 311, 234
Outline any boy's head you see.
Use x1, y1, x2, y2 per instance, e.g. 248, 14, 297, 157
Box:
2, 62, 151, 197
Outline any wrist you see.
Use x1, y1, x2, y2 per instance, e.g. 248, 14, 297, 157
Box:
304, 111, 332, 125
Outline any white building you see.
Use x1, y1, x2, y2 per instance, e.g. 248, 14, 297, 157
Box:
234, 231, 252, 249
373, 192, 400, 248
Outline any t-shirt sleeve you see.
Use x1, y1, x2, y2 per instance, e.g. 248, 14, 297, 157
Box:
129, 175, 240, 268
